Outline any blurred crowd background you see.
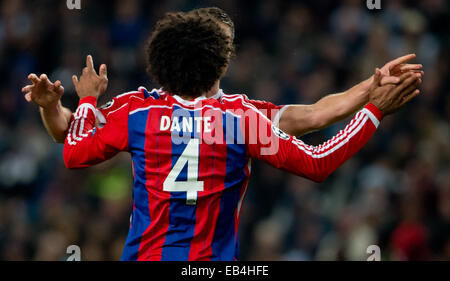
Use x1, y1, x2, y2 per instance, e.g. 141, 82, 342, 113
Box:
0, 0, 449, 261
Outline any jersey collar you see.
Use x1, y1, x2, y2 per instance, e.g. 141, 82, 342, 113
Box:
172, 89, 224, 106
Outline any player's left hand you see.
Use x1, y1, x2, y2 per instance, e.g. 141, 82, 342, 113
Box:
378, 53, 424, 85
72, 55, 108, 99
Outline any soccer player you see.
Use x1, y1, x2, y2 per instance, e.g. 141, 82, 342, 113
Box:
61, 12, 420, 261
21, 7, 423, 143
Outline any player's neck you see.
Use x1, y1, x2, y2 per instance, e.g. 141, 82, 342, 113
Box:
178, 80, 220, 100
204, 80, 220, 98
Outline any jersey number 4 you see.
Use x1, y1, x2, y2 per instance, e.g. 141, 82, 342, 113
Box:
163, 139, 204, 205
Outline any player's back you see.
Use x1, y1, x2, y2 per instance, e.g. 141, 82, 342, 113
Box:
65, 88, 383, 261
122, 93, 252, 261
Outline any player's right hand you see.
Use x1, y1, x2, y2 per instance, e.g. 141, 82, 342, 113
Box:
21, 74, 64, 109
369, 68, 421, 115
378, 53, 424, 86
72, 55, 108, 100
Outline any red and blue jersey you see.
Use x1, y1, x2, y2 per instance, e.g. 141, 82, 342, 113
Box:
63, 88, 383, 261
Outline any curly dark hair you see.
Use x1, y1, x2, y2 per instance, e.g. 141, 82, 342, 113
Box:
191, 7, 235, 40
146, 12, 234, 98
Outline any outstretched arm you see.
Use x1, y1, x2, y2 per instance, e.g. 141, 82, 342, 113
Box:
247, 71, 421, 182
278, 79, 371, 136
277, 54, 423, 136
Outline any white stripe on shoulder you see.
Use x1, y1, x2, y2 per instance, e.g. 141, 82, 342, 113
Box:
116, 90, 141, 99
106, 103, 129, 117
221, 94, 271, 122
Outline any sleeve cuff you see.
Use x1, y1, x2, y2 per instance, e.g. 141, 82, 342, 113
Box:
272, 105, 290, 127
79, 96, 98, 107
363, 103, 384, 128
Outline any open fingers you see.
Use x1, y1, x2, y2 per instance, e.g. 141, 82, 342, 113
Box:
396, 72, 415, 83
387, 54, 416, 70
392, 74, 419, 96
380, 76, 401, 85
40, 74, 52, 88
372, 68, 382, 87
28, 74, 40, 85
99, 64, 108, 80
400, 89, 420, 107
401, 64, 423, 72
53, 80, 64, 95
407, 70, 425, 76
24, 93, 32, 102
86, 55, 95, 71
398, 80, 421, 101
72, 75, 79, 89
21, 85, 34, 93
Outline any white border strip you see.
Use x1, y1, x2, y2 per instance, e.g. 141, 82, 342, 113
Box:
272, 105, 291, 127
361, 108, 380, 128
